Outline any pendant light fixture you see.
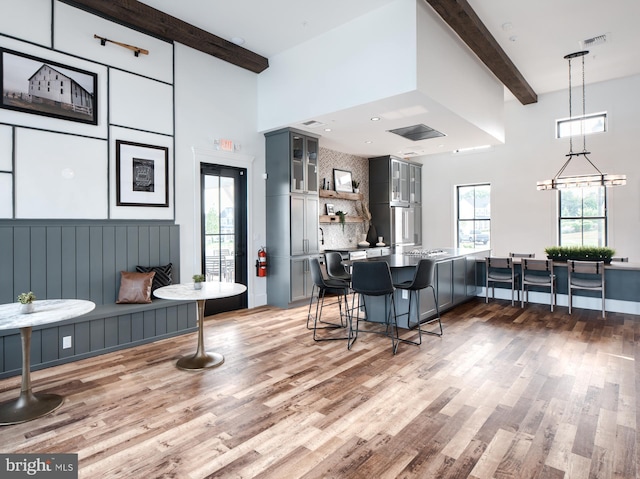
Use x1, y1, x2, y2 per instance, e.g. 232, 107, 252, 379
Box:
536, 51, 626, 190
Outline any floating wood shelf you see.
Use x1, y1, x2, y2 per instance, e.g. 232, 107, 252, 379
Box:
319, 215, 364, 224
319, 190, 363, 201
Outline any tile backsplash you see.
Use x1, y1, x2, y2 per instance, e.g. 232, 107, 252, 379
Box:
318, 148, 371, 250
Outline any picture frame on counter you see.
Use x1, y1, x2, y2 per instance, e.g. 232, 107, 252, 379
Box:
326, 203, 335, 215
333, 168, 353, 193
116, 140, 169, 207
0, 48, 98, 125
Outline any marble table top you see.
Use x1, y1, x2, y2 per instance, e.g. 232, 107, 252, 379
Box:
154, 282, 247, 301
0, 299, 96, 331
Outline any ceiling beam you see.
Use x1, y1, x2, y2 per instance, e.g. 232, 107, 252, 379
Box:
60, 0, 269, 74
424, 0, 537, 105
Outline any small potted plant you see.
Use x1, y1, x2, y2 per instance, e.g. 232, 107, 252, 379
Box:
192, 274, 205, 290
17, 291, 36, 314
352, 179, 360, 194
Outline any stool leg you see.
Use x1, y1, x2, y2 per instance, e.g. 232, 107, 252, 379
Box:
422, 285, 442, 337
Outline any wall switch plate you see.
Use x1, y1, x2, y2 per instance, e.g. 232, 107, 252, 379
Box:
62, 336, 72, 349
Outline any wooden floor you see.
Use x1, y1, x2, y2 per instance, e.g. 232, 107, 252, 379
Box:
0, 298, 638, 479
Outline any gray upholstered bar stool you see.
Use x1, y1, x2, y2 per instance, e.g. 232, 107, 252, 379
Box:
521, 258, 556, 311
568, 260, 606, 318
393, 258, 442, 345
485, 257, 520, 306
349, 261, 400, 354
307, 258, 350, 341
325, 251, 352, 283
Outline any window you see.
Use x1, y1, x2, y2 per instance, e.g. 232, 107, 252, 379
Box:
559, 187, 606, 246
556, 112, 606, 138
457, 184, 490, 248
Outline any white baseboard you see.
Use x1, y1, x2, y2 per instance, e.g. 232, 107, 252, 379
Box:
478, 288, 640, 316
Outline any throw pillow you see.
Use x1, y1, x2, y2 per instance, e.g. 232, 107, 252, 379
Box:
136, 263, 173, 295
116, 271, 155, 304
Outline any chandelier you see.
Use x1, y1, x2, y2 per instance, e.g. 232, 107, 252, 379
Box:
536, 51, 626, 190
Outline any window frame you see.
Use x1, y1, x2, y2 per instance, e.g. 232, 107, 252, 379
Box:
557, 186, 608, 246
456, 183, 491, 249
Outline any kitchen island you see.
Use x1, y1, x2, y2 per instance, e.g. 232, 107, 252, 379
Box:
352, 248, 490, 328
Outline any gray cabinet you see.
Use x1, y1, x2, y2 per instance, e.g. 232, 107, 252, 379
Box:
265, 128, 320, 308
290, 194, 319, 256
369, 155, 423, 249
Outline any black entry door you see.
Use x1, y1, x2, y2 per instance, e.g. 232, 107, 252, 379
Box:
201, 163, 248, 315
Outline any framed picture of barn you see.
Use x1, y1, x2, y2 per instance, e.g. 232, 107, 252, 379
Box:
116, 140, 169, 207
0, 48, 98, 125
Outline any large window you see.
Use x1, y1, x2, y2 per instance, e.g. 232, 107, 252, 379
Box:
559, 187, 607, 246
457, 184, 490, 249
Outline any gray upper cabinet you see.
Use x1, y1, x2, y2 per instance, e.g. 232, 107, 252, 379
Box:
391, 157, 410, 206
291, 133, 318, 194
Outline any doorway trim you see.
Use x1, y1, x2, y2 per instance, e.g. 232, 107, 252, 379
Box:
192, 146, 256, 307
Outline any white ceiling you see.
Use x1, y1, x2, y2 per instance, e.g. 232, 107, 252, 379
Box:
140, 0, 640, 158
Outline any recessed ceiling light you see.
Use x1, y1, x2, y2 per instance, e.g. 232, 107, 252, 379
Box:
370, 117, 380, 121
365, 140, 373, 144
324, 128, 332, 132
230, 37, 245, 46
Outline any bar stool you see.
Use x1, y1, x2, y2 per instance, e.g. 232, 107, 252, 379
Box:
568, 260, 606, 318
393, 258, 441, 345
325, 251, 352, 283
349, 261, 400, 354
521, 258, 556, 311
307, 258, 350, 341
485, 257, 520, 306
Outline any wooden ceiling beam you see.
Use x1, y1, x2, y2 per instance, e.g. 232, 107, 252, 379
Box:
60, 0, 269, 74
424, 0, 537, 105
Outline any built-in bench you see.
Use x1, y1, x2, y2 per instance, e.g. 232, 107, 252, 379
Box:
0, 220, 197, 379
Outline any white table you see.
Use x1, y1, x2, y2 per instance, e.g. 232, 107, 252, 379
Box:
0, 299, 95, 425
154, 282, 246, 370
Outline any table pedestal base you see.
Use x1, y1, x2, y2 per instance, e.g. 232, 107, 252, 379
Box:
176, 351, 224, 370
0, 390, 64, 425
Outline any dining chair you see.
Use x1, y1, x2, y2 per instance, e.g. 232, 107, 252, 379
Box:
568, 260, 606, 318
521, 258, 556, 311
393, 258, 441, 345
307, 258, 350, 341
485, 257, 519, 306
349, 261, 400, 354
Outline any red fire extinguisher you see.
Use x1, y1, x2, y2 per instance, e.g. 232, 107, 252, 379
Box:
256, 247, 267, 277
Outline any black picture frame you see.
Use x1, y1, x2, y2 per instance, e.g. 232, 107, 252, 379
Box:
1, 48, 98, 125
333, 168, 353, 193
116, 140, 169, 207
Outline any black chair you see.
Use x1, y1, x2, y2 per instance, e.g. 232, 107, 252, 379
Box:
307, 258, 350, 341
349, 261, 400, 354
325, 251, 352, 282
568, 260, 606, 318
393, 258, 442, 345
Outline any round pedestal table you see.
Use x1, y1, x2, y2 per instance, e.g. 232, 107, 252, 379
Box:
0, 299, 95, 425
153, 282, 246, 370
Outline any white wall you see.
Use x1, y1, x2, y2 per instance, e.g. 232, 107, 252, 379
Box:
257, 0, 417, 132
173, 43, 267, 307
420, 74, 640, 260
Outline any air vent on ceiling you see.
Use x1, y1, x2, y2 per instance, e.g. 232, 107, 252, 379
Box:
387, 124, 445, 141
301, 120, 325, 129
580, 33, 608, 49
